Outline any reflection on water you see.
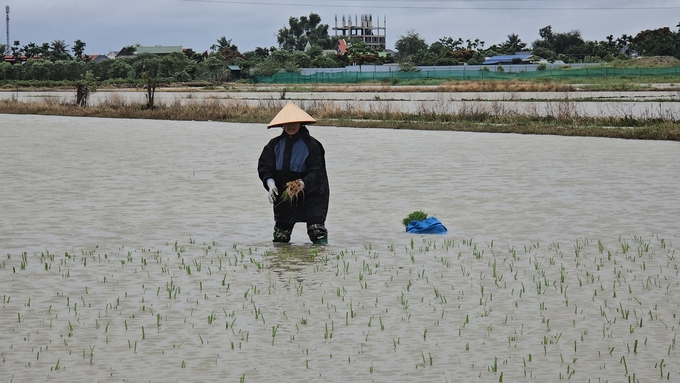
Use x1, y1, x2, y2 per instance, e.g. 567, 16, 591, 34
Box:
1, 114, 679, 382
267, 244, 328, 267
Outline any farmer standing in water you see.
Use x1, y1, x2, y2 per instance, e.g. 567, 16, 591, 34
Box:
258, 102, 330, 244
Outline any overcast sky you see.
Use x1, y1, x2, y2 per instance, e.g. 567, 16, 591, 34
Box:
6, 0, 680, 55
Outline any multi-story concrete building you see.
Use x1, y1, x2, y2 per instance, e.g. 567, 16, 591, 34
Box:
332, 14, 386, 51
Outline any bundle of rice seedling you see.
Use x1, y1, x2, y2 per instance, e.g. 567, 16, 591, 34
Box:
402, 210, 428, 227
280, 179, 304, 204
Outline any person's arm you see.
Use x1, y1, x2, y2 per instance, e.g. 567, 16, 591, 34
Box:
257, 140, 277, 190
301, 139, 325, 193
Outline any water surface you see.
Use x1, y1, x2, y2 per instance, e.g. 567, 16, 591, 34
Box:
1, 115, 678, 382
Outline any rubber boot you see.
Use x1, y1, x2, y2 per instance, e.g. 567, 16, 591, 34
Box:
312, 236, 328, 245
273, 226, 292, 243
308, 224, 328, 245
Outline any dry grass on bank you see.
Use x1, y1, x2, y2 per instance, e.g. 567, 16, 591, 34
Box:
438, 80, 574, 92
1, 96, 678, 141
0, 97, 282, 122
340, 118, 680, 141
125, 80, 574, 93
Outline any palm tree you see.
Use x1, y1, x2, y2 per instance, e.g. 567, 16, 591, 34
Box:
39, 43, 50, 57
22, 42, 41, 58
11, 40, 21, 61
504, 33, 527, 53
617, 34, 632, 52
72, 40, 86, 60
211, 36, 244, 62
49, 39, 71, 61
211, 36, 237, 53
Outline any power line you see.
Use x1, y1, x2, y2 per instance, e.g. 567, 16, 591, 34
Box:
180, 0, 680, 10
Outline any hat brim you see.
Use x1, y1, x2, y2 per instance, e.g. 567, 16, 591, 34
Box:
267, 102, 317, 128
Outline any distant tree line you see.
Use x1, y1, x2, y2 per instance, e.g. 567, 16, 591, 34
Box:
394, 23, 680, 66
1, 14, 680, 85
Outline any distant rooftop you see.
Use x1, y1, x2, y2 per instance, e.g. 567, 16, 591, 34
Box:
483, 52, 533, 65
136, 46, 183, 55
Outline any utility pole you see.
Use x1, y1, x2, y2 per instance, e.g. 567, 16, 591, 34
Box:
5, 6, 9, 55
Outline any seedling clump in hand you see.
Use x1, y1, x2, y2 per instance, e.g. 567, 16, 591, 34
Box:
281, 179, 304, 205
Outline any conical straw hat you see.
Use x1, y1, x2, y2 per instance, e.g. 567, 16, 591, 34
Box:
267, 102, 317, 128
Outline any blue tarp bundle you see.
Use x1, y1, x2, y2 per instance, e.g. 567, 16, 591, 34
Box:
406, 217, 448, 234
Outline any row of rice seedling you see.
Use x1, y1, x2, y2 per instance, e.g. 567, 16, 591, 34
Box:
1, 234, 677, 381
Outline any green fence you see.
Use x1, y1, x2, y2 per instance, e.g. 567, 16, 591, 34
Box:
251, 66, 680, 84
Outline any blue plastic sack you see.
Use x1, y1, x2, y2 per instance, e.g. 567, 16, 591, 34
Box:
406, 217, 448, 234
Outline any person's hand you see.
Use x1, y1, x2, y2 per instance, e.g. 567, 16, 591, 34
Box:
298, 180, 305, 190
266, 179, 278, 204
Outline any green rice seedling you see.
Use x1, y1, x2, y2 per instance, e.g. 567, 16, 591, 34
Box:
402, 211, 428, 227
89, 345, 95, 365
271, 324, 279, 345
324, 323, 332, 339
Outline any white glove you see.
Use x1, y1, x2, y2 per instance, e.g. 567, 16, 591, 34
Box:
266, 179, 278, 204
298, 180, 305, 190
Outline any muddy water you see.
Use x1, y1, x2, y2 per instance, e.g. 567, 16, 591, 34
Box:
1, 114, 679, 382
4, 89, 680, 102
3, 90, 680, 119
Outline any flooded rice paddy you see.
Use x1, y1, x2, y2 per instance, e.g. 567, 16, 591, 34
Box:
1, 114, 679, 382
3, 89, 680, 119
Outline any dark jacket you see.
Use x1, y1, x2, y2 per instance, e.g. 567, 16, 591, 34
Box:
258, 126, 329, 224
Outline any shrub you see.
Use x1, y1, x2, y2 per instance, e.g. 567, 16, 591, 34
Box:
397, 61, 421, 72
537, 63, 547, 71
435, 57, 458, 66
174, 70, 192, 82
467, 52, 485, 65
